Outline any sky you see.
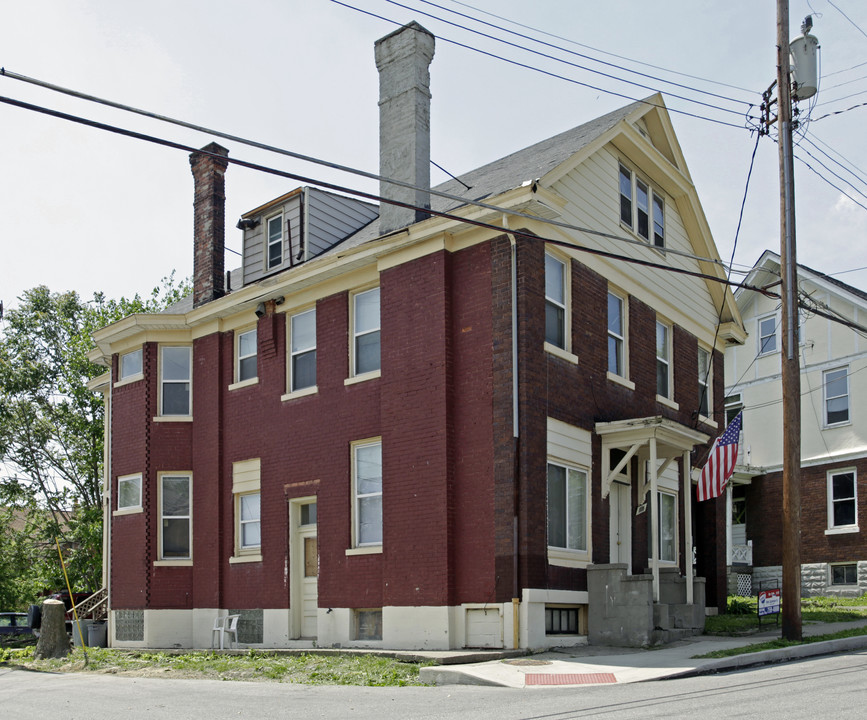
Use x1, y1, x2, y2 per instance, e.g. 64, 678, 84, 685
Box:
2, 0, 867, 312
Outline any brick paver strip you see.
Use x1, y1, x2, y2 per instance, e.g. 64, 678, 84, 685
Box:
525, 673, 617, 686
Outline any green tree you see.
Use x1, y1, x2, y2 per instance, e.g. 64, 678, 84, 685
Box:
0, 276, 188, 609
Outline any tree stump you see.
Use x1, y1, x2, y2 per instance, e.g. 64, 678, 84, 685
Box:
34, 599, 71, 659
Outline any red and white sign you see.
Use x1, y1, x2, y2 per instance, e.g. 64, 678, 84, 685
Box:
758, 588, 781, 617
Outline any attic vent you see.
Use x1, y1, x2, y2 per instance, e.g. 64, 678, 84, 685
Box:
635, 118, 649, 138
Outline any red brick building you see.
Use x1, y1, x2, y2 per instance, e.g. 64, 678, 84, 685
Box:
89, 23, 744, 649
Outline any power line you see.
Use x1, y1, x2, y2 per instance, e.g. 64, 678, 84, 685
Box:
442, 0, 759, 95
811, 99, 867, 122
382, 0, 752, 117
822, 59, 867, 78
800, 135, 867, 195
828, 0, 867, 41
410, 0, 754, 108
0, 69, 735, 269
331, 1, 753, 130
0, 92, 769, 298
805, 131, 867, 188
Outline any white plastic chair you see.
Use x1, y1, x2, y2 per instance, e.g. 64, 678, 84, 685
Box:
211, 614, 227, 650
223, 614, 241, 649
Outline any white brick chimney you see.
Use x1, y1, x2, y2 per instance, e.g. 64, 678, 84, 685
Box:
374, 22, 435, 235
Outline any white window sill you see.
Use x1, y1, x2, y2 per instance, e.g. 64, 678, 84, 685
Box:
346, 545, 383, 556
547, 547, 590, 568
345, 370, 381, 386
824, 420, 852, 430
114, 373, 144, 389
656, 394, 679, 410
545, 342, 579, 365
153, 559, 193, 567
698, 415, 718, 430
112, 507, 143, 517
607, 371, 635, 390
281, 386, 318, 402
825, 526, 860, 536
228, 377, 258, 391
229, 553, 263, 564
153, 415, 193, 423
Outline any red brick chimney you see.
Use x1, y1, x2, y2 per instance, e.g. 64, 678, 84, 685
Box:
189, 142, 229, 308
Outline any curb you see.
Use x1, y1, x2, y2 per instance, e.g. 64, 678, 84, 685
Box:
660, 633, 867, 680
419, 666, 508, 687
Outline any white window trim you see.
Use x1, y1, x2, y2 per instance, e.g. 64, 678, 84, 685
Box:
288, 307, 317, 394
698, 345, 713, 420
114, 472, 143, 515
544, 250, 570, 355
607, 290, 628, 381
757, 314, 778, 356
648, 489, 679, 565
265, 212, 284, 270
116, 348, 144, 387
656, 320, 673, 401
351, 438, 383, 549
158, 345, 192, 418
618, 161, 665, 249
546, 460, 591, 562
234, 326, 258, 386
824, 366, 851, 428
232, 459, 262, 560
826, 467, 858, 533
236, 491, 262, 554
157, 472, 192, 563
349, 286, 381, 379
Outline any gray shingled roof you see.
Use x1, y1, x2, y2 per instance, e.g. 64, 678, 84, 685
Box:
325, 98, 644, 254
164, 98, 643, 313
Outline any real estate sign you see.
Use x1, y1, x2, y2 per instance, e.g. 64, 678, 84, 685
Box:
758, 588, 781, 617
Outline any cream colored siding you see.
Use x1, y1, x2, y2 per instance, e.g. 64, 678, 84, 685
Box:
550, 147, 718, 335
726, 270, 867, 469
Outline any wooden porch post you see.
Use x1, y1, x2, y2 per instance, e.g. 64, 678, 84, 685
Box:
684, 450, 694, 604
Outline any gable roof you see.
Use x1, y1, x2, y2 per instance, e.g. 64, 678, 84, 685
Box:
328, 99, 646, 253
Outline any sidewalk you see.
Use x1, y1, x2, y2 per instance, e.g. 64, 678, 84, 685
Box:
418, 619, 867, 687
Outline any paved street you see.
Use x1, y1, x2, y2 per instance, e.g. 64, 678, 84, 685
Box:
3, 650, 867, 719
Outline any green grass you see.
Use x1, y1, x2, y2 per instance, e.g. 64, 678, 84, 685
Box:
695, 624, 867, 659
703, 595, 867, 635
0, 647, 433, 686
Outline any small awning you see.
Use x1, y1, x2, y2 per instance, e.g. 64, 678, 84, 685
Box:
595, 416, 709, 604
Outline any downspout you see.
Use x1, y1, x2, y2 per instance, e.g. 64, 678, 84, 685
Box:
504, 214, 520, 648
105, 372, 113, 644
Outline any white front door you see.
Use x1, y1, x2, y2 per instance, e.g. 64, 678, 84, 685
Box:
609, 482, 632, 572
290, 499, 318, 640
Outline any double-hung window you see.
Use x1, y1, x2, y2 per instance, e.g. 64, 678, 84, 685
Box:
290, 308, 316, 392
160, 346, 191, 416
697, 347, 711, 418
619, 164, 633, 227
117, 473, 142, 512
758, 315, 777, 355
120, 348, 143, 381
238, 493, 261, 550
160, 474, 191, 560
545, 253, 567, 350
236, 328, 257, 383
353, 288, 381, 376
607, 292, 625, 377
353, 440, 382, 546
656, 321, 671, 399
547, 461, 588, 552
618, 164, 665, 248
232, 458, 262, 561
824, 367, 849, 426
266, 214, 283, 270
828, 469, 857, 531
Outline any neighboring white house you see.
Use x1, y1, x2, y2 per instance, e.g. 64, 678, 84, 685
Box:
724, 249, 867, 596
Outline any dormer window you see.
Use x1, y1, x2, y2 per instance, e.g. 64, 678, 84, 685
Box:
266, 214, 283, 270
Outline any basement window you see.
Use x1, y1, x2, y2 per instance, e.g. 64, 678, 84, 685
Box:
545, 606, 583, 635
354, 609, 382, 641
831, 563, 858, 586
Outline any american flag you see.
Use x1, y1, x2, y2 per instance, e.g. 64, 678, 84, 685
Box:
697, 411, 742, 502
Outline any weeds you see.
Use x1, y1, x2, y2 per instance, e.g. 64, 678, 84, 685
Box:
0, 647, 433, 686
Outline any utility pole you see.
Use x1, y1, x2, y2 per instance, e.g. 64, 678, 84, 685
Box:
777, 0, 802, 641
